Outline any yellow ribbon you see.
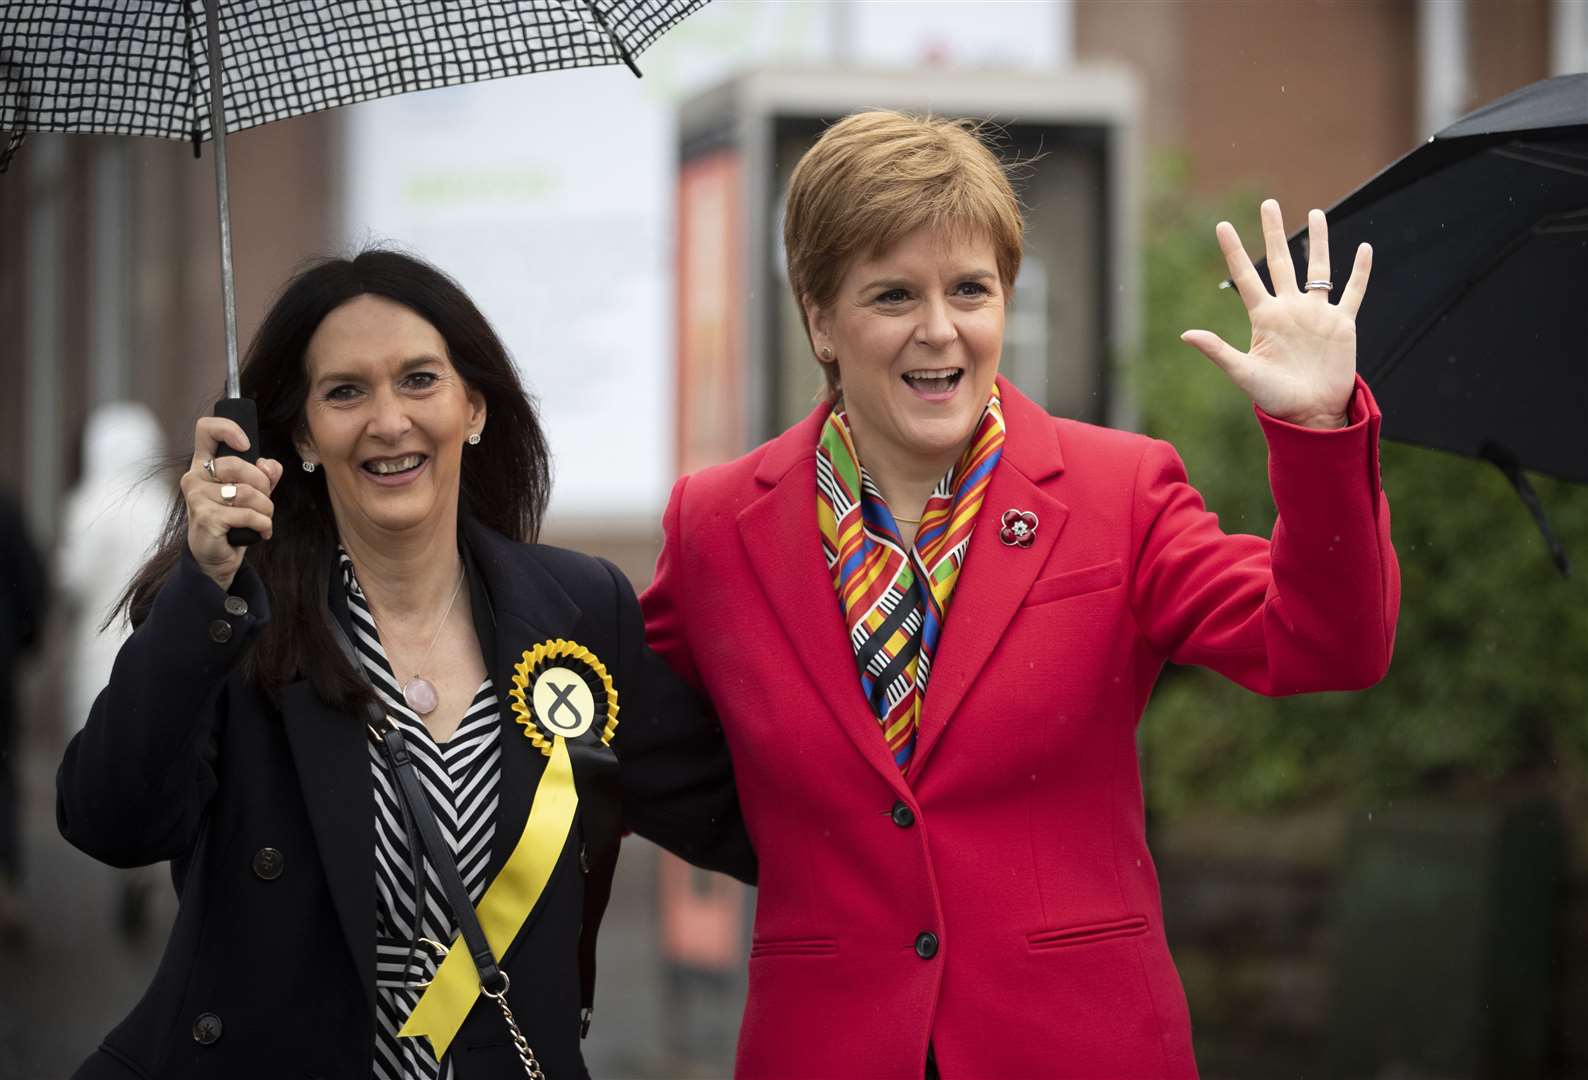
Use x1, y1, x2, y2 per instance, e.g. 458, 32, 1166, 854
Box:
398, 735, 579, 1061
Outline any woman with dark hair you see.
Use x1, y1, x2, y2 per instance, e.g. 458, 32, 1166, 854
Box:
58, 249, 753, 1080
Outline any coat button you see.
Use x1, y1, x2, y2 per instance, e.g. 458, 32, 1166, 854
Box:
891, 800, 915, 828
224, 595, 249, 617
192, 1012, 223, 1044
252, 847, 284, 880
207, 619, 233, 643
914, 931, 939, 960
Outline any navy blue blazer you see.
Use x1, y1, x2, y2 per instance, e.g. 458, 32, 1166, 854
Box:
57, 518, 754, 1080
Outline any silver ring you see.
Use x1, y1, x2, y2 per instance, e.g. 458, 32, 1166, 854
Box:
219, 483, 238, 505
1304, 280, 1333, 292
203, 458, 218, 481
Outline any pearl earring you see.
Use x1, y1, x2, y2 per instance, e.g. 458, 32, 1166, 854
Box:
467, 432, 481, 446
821, 346, 834, 361
302, 460, 317, 473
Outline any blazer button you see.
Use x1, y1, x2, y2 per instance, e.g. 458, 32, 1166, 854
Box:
890, 801, 915, 828
914, 931, 939, 960
207, 619, 233, 643
192, 1012, 223, 1044
252, 847, 284, 880
224, 595, 249, 617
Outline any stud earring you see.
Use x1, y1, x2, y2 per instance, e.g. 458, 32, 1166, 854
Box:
467, 432, 481, 446
821, 346, 834, 361
302, 460, 317, 473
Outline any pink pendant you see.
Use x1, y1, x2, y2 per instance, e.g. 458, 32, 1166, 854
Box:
403, 676, 439, 716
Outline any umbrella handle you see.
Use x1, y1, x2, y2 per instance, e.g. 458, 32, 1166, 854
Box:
1481, 443, 1572, 578
213, 396, 262, 548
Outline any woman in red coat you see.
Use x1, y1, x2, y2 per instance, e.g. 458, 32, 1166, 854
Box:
642, 111, 1399, 1079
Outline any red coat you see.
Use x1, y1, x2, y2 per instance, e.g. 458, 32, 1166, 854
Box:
641, 375, 1398, 1079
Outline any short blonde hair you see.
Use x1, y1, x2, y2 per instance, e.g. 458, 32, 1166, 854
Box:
783, 110, 1025, 395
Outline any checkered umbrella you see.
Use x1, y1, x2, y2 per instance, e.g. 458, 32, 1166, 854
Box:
1, 0, 705, 540
1, 1, 703, 165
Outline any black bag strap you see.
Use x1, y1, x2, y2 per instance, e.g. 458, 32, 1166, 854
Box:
324, 608, 502, 989
369, 709, 544, 1079
371, 719, 506, 994
323, 568, 546, 1076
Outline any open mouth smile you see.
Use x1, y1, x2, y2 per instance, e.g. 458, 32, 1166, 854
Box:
901, 367, 964, 397
361, 453, 429, 484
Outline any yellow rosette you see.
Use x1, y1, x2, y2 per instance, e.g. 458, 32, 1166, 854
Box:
507, 638, 620, 756
398, 639, 617, 1062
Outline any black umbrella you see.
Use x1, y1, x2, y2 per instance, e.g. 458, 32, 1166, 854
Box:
1248, 74, 1587, 574
1, 0, 704, 541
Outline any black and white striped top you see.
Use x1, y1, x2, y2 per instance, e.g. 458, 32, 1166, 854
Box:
340, 553, 501, 1080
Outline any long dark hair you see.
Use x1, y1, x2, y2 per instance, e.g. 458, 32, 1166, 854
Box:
120, 249, 552, 709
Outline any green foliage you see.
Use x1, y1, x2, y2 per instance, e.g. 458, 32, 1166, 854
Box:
1133, 159, 1588, 815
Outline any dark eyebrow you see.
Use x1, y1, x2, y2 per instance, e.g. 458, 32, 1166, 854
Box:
314, 355, 445, 386
858, 278, 910, 293
858, 269, 997, 293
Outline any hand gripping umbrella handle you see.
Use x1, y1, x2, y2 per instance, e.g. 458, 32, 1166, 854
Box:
202, 0, 253, 550
213, 397, 262, 547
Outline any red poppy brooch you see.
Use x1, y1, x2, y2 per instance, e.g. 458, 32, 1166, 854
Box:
1000, 509, 1039, 547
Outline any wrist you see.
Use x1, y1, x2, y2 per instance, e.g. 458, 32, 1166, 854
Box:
194, 557, 239, 594
1285, 411, 1349, 430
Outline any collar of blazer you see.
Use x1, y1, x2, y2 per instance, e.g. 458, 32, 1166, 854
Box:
737, 375, 1072, 789
279, 516, 592, 1016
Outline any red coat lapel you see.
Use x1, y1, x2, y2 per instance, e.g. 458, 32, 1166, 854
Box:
911, 377, 1069, 777
733, 377, 1068, 787
736, 405, 911, 796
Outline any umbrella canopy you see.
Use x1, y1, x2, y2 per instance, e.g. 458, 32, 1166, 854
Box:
0, 0, 702, 166
2, 0, 706, 547
1254, 74, 1588, 487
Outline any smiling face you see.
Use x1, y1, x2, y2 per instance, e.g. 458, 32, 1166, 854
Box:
296, 294, 485, 538
806, 226, 1005, 482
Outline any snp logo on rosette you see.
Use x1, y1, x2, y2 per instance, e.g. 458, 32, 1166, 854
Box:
508, 639, 619, 755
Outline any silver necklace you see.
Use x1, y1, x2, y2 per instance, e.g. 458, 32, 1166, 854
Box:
374, 565, 466, 717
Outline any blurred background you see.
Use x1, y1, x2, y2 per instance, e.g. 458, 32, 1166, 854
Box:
2, 1, 1586, 1077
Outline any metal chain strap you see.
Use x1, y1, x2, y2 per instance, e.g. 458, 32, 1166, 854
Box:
485, 978, 545, 1080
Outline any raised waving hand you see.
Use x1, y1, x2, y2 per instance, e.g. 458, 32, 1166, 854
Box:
1181, 199, 1373, 430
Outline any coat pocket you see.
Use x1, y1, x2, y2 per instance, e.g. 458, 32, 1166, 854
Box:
1026, 914, 1149, 951
749, 935, 838, 959
1022, 559, 1124, 607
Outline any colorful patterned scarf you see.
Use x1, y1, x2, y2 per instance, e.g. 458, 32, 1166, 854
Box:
816, 393, 1005, 772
